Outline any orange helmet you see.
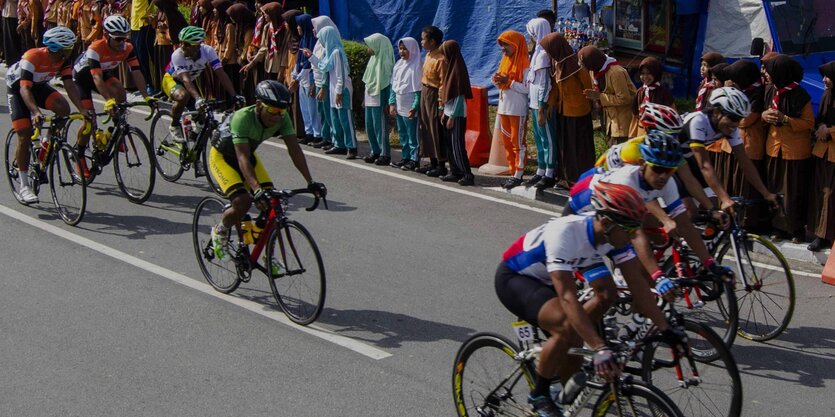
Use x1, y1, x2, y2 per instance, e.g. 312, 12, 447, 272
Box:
590, 181, 648, 228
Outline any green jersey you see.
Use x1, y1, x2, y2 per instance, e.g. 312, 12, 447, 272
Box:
215, 104, 295, 160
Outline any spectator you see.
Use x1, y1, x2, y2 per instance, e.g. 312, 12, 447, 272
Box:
307, 14, 336, 149
388, 36, 421, 170
227, 3, 256, 101
762, 54, 814, 242
578, 45, 635, 146
438, 39, 474, 186
1, 0, 22, 65
212, 0, 236, 103
282, 8, 306, 139
808, 61, 835, 251
16, 0, 35, 51
535, 8, 556, 30
630, 56, 675, 137
76, 0, 98, 46
416, 25, 445, 175
492, 30, 530, 189
292, 14, 322, 147
542, 32, 594, 188
151, 0, 186, 93
525, 17, 557, 189
242, 3, 289, 84
694, 51, 724, 111
131, 0, 157, 94
361, 32, 394, 165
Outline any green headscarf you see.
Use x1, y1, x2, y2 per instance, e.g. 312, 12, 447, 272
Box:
362, 33, 395, 96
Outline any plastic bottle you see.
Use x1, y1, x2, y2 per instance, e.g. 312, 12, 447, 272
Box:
241, 214, 255, 245
558, 372, 587, 404
37, 136, 49, 163
192, 115, 203, 137
94, 129, 108, 150
181, 113, 193, 140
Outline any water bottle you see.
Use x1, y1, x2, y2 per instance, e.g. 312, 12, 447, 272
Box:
241, 214, 255, 245
558, 372, 587, 405
182, 113, 194, 140
192, 115, 204, 136
94, 128, 108, 150
37, 136, 49, 163
549, 381, 563, 403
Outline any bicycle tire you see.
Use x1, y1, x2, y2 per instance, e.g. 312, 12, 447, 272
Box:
114, 126, 156, 204
201, 136, 224, 197
591, 378, 685, 417
451, 333, 535, 417
266, 220, 326, 325
662, 252, 739, 350
4, 128, 28, 204
715, 233, 795, 341
192, 196, 241, 293
48, 142, 87, 225
641, 320, 743, 417
149, 108, 185, 182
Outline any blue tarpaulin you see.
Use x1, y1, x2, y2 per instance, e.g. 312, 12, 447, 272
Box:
318, 1, 604, 103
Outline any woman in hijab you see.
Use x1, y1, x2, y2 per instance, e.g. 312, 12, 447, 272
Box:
525, 17, 558, 189
706, 62, 736, 196
439, 40, 475, 186
242, 2, 289, 83
291, 14, 322, 145
542, 32, 594, 187
361, 33, 395, 165
302, 15, 338, 149
388, 37, 422, 170
695, 51, 724, 111
762, 54, 815, 242
629, 56, 675, 137
226, 3, 255, 101
808, 61, 835, 251
492, 30, 530, 189
578, 45, 635, 146
282, 9, 306, 139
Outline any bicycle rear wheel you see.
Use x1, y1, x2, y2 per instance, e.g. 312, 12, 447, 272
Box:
715, 234, 795, 341
48, 142, 87, 225
149, 108, 185, 182
266, 220, 325, 325
192, 197, 241, 293
591, 379, 684, 417
451, 333, 535, 417
641, 320, 743, 417
114, 126, 156, 204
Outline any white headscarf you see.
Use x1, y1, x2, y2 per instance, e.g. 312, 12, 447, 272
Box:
312, 16, 338, 60
527, 18, 552, 72
391, 37, 423, 94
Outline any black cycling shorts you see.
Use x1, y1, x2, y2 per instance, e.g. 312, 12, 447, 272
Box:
73, 68, 120, 108
7, 82, 63, 131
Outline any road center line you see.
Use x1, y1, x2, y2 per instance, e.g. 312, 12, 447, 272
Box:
0, 203, 392, 360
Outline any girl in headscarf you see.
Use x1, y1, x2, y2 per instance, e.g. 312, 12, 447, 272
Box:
243, 0, 274, 103
307, 25, 357, 158
706, 61, 734, 195
762, 54, 814, 242
807, 61, 835, 251
694, 51, 724, 111
282, 9, 306, 139
304, 15, 337, 149
629, 56, 675, 137
492, 30, 530, 189
439, 40, 474, 186
242, 2, 289, 83
212, 0, 237, 103
388, 36, 422, 170
525, 17, 558, 189
578, 45, 635, 146
542, 32, 594, 187
226, 3, 255, 102
361, 33, 395, 165
291, 14, 322, 144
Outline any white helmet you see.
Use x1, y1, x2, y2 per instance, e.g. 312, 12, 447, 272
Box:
42, 26, 77, 52
708, 87, 751, 119
103, 15, 131, 36
638, 103, 684, 134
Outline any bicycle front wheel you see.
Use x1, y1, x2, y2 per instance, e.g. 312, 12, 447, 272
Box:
642, 320, 743, 417
451, 333, 535, 417
591, 379, 684, 417
48, 142, 87, 225
715, 233, 795, 341
266, 220, 325, 325
149, 108, 185, 182
192, 197, 241, 293
114, 126, 156, 204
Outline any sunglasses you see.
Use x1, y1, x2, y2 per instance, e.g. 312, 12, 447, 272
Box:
723, 112, 742, 122
648, 163, 678, 176
603, 214, 643, 233
112, 37, 128, 43
262, 103, 287, 114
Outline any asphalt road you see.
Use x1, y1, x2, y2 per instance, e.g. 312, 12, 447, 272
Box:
0, 74, 833, 417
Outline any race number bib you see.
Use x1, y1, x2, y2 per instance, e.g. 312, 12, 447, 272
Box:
512, 320, 535, 343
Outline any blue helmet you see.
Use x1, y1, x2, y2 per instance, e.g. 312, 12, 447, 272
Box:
43, 26, 76, 52
639, 130, 682, 168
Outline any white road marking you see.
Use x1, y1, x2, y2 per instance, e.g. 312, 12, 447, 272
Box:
0, 203, 391, 360
723, 255, 820, 278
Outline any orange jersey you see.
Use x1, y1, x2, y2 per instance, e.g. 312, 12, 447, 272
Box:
73, 38, 140, 75
5, 48, 73, 88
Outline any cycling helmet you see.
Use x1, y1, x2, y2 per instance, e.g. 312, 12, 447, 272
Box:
639, 130, 683, 168
708, 86, 751, 119
42, 26, 77, 52
103, 15, 130, 36
255, 80, 292, 108
590, 181, 648, 227
178, 26, 206, 45
638, 103, 683, 134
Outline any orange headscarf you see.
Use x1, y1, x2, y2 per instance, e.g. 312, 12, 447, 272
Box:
496, 30, 529, 90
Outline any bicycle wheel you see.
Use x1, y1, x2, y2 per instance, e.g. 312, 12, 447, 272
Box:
149, 108, 185, 182
48, 142, 87, 225
201, 137, 224, 196
266, 220, 326, 325
114, 126, 156, 204
663, 252, 739, 350
591, 379, 684, 417
642, 320, 743, 417
192, 196, 242, 293
715, 233, 795, 341
451, 333, 535, 417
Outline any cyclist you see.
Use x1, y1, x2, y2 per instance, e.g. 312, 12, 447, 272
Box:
208, 80, 325, 271
72, 15, 157, 175
5, 26, 90, 205
162, 26, 244, 142
497, 181, 686, 416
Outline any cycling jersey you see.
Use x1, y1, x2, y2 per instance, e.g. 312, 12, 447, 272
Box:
5, 48, 73, 88
73, 38, 141, 75
595, 136, 644, 171
568, 164, 687, 218
166, 44, 222, 81
679, 111, 742, 157
213, 105, 295, 160
502, 214, 637, 285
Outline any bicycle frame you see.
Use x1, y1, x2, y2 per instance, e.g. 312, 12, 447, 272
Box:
156, 101, 228, 166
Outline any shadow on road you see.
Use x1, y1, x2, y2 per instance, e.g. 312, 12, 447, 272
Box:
732, 326, 835, 388
76, 210, 192, 238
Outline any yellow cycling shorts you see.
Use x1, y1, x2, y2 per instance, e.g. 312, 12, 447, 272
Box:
161, 73, 184, 99
208, 147, 273, 198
